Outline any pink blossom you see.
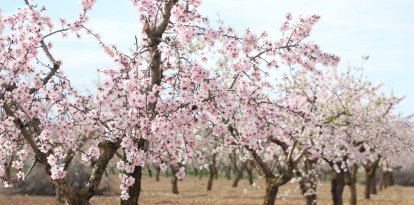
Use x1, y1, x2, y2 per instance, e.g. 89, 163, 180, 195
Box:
175, 167, 185, 180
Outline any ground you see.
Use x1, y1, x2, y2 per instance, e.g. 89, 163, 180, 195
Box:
1, 176, 413, 205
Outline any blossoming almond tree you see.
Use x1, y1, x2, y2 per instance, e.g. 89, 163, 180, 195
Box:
86, 1, 339, 205
0, 1, 117, 204
310, 67, 404, 205
198, 13, 339, 205
377, 115, 414, 190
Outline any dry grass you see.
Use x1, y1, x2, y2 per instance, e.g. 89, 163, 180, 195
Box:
1, 176, 413, 205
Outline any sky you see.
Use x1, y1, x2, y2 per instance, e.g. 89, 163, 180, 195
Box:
1, 0, 413, 115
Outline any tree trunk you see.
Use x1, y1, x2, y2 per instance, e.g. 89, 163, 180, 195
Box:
379, 171, 384, 191
147, 167, 152, 178
364, 168, 376, 199
389, 172, 394, 186
65, 194, 90, 205
298, 159, 318, 205
263, 179, 279, 205
66, 199, 90, 205
370, 168, 377, 195
349, 181, 357, 205
120, 166, 142, 205
198, 169, 203, 180
364, 170, 372, 199
232, 170, 243, 187
299, 177, 317, 205
331, 171, 345, 205
384, 173, 389, 189
299, 179, 317, 205
171, 167, 179, 194
207, 153, 217, 191
246, 167, 254, 185
194, 167, 199, 177
155, 167, 160, 182
225, 166, 231, 180
365, 159, 379, 199
370, 174, 377, 194
207, 166, 215, 191
379, 170, 392, 191
344, 165, 357, 205
56, 188, 66, 205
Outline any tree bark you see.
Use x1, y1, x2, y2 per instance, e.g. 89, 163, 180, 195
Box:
194, 167, 199, 177
225, 166, 231, 180
263, 179, 279, 205
380, 171, 393, 189
364, 166, 377, 199
370, 166, 377, 195
65, 196, 90, 205
389, 172, 394, 186
298, 159, 318, 205
56, 188, 66, 205
299, 174, 317, 205
232, 170, 243, 187
246, 163, 254, 185
331, 171, 345, 205
198, 169, 203, 180
299, 178, 317, 205
364, 159, 379, 199
379, 171, 384, 191
349, 181, 357, 205
207, 167, 215, 191
349, 166, 358, 205
120, 166, 142, 205
147, 167, 152, 178
155, 167, 160, 181
343, 165, 357, 205
171, 167, 179, 194
207, 153, 217, 191
364, 170, 372, 199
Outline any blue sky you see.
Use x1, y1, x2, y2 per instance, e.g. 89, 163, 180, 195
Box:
2, 0, 413, 115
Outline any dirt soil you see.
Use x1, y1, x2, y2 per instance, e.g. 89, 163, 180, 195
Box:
1, 176, 413, 205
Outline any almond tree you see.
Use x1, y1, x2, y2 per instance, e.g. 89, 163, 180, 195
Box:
0, 1, 116, 204
201, 13, 339, 205
313, 67, 403, 205
87, 2, 338, 205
